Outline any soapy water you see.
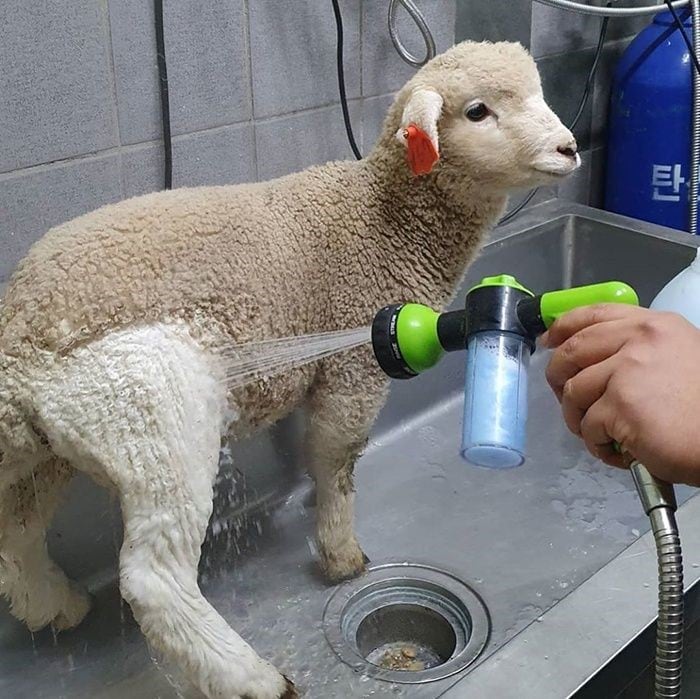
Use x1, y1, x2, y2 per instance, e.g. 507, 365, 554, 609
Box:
216, 327, 372, 389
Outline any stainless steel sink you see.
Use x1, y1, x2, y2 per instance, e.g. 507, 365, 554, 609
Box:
2, 199, 700, 699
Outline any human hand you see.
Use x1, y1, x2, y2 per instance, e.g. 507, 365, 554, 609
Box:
543, 304, 700, 486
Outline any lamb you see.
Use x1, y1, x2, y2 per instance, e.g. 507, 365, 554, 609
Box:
0, 41, 578, 698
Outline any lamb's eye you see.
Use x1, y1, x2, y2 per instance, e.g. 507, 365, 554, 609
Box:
465, 103, 490, 122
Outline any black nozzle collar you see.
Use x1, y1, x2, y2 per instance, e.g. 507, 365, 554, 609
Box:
371, 304, 418, 380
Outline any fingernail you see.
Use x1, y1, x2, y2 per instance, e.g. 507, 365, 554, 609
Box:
539, 331, 551, 348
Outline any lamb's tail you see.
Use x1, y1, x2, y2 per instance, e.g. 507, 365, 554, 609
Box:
0, 352, 46, 484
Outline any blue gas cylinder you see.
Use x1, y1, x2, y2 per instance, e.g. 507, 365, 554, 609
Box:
605, 10, 694, 234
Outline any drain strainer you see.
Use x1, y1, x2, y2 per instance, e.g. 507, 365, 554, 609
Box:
323, 562, 490, 684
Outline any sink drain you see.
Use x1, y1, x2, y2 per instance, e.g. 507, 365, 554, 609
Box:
323, 563, 490, 684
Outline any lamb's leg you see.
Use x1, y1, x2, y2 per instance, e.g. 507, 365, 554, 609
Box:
118, 476, 294, 699
34, 324, 295, 699
0, 459, 92, 632
307, 367, 388, 582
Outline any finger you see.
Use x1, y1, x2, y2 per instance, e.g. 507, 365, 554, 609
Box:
546, 323, 628, 399
543, 304, 648, 349
559, 357, 616, 434
579, 399, 625, 468
593, 442, 626, 469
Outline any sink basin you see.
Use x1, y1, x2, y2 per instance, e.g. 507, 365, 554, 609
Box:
2, 199, 700, 699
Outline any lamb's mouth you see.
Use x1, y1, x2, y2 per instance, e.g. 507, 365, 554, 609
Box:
532, 167, 571, 178
532, 153, 581, 178
532, 164, 579, 178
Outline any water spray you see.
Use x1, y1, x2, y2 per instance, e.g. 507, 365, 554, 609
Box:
371, 275, 683, 697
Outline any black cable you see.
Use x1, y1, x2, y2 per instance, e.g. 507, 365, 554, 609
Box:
154, 0, 173, 189
331, 0, 362, 160
665, 2, 700, 75
500, 7, 611, 226
498, 189, 539, 225
570, 13, 610, 131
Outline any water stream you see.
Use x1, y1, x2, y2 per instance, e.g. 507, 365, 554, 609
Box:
216, 326, 372, 389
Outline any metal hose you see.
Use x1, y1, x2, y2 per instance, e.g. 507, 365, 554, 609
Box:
388, 0, 436, 68
690, 0, 700, 234
533, 0, 689, 17
650, 508, 684, 697
631, 461, 684, 699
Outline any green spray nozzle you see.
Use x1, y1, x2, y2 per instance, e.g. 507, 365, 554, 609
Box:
371, 277, 639, 379
396, 303, 444, 373
538, 281, 639, 329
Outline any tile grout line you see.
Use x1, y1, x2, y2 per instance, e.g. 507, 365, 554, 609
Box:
254, 94, 385, 125
242, 0, 259, 181
0, 92, 399, 182
0, 147, 126, 182
0, 124, 248, 181
533, 37, 635, 63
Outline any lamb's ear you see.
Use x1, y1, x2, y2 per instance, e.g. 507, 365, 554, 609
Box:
395, 88, 444, 176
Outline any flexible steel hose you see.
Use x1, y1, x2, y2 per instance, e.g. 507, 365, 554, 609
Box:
631, 461, 684, 699
534, 0, 688, 17
388, 0, 436, 67
650, 507, 684, 698
389, 2, 691, 70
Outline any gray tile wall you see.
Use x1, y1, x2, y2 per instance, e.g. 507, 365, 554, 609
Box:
457, 0, 653, 210
0, 0, 456, 284
1, 0, 654, 285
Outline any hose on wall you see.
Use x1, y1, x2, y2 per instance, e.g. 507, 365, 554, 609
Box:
534, 0, 688, 16
388, 0, 437, 67
332, 0, 363, 160
154, 0, 172, 190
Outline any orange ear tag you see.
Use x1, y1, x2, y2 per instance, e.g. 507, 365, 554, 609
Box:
404, 124, 439, 176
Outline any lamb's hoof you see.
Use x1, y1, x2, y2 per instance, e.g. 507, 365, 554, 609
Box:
53, 584, 93, 631
321, 544, 368, 583
24, 582, 92, 633
240, 667, 297, 699
51, 585, 92, 631
281, 676, 298, 698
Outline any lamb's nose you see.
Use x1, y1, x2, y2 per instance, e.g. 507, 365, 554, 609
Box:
557, 141, 578, 158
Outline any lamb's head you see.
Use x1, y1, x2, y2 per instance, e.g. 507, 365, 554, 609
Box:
389, 41, 579, 191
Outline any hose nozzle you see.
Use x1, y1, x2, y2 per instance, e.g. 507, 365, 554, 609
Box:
629, 459, 678, 515
370, 278, 639, 469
